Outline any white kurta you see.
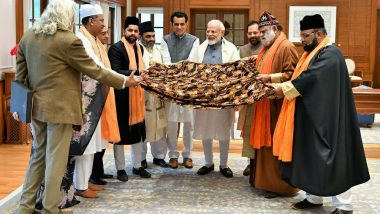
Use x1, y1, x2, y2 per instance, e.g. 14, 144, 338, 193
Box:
160, 38, 200, 123
191, 39, 240, 141
141, 44, 167, 142
76, 32, 106, 154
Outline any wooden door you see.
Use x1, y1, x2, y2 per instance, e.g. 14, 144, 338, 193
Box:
374, 10, 380, 88
191, 9, 248, 47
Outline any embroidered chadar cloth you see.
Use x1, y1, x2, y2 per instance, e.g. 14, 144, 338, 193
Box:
69, 74, 109, 156
140, 57, 274, 109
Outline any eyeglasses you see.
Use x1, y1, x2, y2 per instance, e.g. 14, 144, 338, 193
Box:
300, 31, 315, 39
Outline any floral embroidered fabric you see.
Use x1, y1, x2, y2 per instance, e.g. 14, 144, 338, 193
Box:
70, 75, 109, 155
140, 57, 274, 109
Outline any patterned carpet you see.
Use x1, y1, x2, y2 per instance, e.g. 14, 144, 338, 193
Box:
6, 115, 380, 214
44, 155, 379, 214
5, 155, 380, 214
359, 115, 380, 144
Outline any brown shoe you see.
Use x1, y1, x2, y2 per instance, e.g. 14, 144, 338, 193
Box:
88, 182, 105, 191
169, 158, 178, 169
75, 189, 98, 198
183, 158, 193, 169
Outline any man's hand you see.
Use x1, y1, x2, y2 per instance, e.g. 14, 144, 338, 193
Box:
256, 74, 271, 83
272, 86, 284, 99
125, 70, 142, 88
139, 69, 148, 76
12, 112, 20, 121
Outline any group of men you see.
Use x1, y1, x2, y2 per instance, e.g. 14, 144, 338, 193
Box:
14, 0, 369, 213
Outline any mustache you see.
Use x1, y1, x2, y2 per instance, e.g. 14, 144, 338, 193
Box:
126, 35, 137, 43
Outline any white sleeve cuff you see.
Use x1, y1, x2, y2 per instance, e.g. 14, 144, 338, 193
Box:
281, 81, 301, 100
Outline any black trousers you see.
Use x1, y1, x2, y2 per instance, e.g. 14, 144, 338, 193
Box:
90, 149, 106, 180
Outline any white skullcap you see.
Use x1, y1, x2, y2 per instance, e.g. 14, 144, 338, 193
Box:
80, 4, 103, 19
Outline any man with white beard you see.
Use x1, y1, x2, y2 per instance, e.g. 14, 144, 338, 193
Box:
191, 20, 240, 178
245, 11, 299, 198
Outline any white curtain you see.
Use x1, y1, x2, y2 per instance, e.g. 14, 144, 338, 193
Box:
115, 5, 122, 42
100, 2, 109, 28
23, 0, 31, 32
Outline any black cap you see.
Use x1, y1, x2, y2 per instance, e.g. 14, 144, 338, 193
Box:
124, 16, 140, 29
300, 14, 325, 31
139, 21, 154, 35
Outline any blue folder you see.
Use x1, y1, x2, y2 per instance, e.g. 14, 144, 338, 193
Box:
10, 81, 33, 123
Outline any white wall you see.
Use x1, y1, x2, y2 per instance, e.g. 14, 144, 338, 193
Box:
0, 0, 16, 74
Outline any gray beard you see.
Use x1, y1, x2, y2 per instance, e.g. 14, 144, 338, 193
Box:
142, 41, 154, 49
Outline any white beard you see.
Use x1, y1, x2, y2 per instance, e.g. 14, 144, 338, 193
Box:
207, 37, 221, 45
207, 39, 217, 45
261, 29, 276, 47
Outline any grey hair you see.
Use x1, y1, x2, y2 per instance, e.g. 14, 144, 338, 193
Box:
33, 0, 77, 35
208, 19, 225, 31
314, 28, 327, 35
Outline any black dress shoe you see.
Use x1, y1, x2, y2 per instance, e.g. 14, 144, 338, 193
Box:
132, 167, 151, 178
141, 159, 148, 169
100, 173, 113, 179
220, 166, 233, 178
153, 158, 169, 167
117, 170, 128, 182
291, 199, 323, 210
89, 178, 107, 185
264, 191, 279, 199
331, 208, 353, 214
243, 164, 250, 176
197, 165, 214, 175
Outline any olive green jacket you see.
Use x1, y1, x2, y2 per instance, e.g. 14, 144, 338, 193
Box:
16, 29, 125, 125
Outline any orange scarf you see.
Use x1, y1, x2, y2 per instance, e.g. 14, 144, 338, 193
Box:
121, 36, 146, 125
80, 26, 121, 142
249, 32, 287, 149
273, 37, 330, 162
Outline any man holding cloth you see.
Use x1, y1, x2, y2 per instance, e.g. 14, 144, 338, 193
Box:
191, 19, 240, 178
272, 14, 370, 214
15, 0, 139, 212
160, 11, 199, 169
109, 16, 151, 181
246, 11, 299, 197
237, 19, 263, 176
139, 21, 169, 168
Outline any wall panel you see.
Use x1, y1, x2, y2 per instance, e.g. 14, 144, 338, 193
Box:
189, 0, 250, 7
133, 0, 378, 85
